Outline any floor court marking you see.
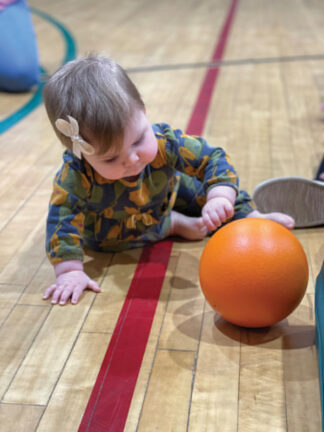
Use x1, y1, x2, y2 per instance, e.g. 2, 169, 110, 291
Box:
186, 0, 238, 136
78, 0, 239, 431
127, 53, 324, 74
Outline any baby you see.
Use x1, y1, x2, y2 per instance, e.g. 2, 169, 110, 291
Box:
42, 55, 294, 305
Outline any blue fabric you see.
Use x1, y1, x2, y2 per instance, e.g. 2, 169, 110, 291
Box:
0, 0, 40, 92
174, 172, 253, 218
315, 156, 324, 181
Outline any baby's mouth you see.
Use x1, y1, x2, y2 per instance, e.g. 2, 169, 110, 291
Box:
124, 174, 140, 182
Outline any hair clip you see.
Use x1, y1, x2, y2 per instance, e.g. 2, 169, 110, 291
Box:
55, 115, 95, 159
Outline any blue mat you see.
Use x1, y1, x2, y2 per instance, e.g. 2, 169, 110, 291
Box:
0, 7, 76, 134
315, 261, 324, 431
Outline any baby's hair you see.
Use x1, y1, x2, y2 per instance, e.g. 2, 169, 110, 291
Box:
43, 54, 145, 154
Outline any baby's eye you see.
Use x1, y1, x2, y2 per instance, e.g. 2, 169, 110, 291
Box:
133, 133, 145, 147
105, 156, 118, 163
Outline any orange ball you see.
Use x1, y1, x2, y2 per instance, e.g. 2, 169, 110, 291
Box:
199, 218, 309, 328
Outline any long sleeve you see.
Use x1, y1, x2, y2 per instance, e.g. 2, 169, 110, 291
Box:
46, 153, 91, 264
153, 123, 239, 194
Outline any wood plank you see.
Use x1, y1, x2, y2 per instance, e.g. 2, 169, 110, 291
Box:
0, 217, 47, 286
137, 349, 196, 431
293, 228, 324, 295
37, 332, 110, 432
0, 163, 54, 230
0, 403, 44, 432
189, 305, 241, 432
0, 181, 52, 277
0, 92, 31, 120
3, 300, 95, 405
158, 242, 205, 351
238, 334, 286, 431
283, 294, 321, 431
0, 305, 49, 399
0, 108, 59, 174
0, 284, 24, 326
237, 293, 319, 432
295, 229, 324, 293
18, 258, 55, 306
82, 248, 141, 333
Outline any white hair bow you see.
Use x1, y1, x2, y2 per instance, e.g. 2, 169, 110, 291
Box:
55, 116, 95, 159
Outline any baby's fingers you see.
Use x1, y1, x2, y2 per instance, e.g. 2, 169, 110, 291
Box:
224, 202, 234, 219
87, 279, 101, 293
203, 212, 220, 231
59, 287, 75, 305
70, 285, 85, 305
43, 284, 57, 300
51, 286, 70, 305
71, 280, 100, 305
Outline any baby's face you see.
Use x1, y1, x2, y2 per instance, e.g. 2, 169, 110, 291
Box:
84, 110, 158, 180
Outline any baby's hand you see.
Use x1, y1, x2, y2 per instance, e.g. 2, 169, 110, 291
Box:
202, 197, 234, 231
43, 270, 101, 305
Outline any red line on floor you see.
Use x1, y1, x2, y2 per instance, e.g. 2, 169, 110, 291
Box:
79, 241, 173, 432
78, 1, 239, 431
186, 0, 239, 136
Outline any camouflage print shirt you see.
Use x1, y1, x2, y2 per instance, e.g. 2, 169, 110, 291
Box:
46, 123, 239, 263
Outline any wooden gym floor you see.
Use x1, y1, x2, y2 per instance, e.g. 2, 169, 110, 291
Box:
0, 0, 323, 430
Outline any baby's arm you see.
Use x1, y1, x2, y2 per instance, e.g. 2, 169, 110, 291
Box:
202, 185, 236, 231
43, 260, 101, 305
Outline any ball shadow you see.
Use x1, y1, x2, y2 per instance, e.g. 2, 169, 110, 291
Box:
214, 314, 315, 349
172, 300, 315, 350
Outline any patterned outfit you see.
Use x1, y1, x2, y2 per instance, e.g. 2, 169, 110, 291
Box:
46, 123, 254, 263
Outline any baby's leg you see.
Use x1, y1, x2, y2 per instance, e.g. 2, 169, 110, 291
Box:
167, 211, 207, 240
165, 173, 207, 240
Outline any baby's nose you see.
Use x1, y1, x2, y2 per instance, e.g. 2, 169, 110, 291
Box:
125, 151, 139, 167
